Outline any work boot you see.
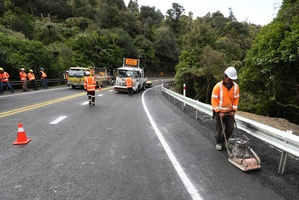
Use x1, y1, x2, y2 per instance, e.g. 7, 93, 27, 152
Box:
89, 101, 91, 106
216, 144, 222, 151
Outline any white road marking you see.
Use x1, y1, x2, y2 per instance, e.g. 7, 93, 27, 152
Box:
50, 116, 67, 124
82, 101, 89, 105
142, 85, 203, 200
98, 94, 103, 97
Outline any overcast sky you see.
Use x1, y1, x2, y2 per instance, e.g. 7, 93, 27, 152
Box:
124, 0, 282, 25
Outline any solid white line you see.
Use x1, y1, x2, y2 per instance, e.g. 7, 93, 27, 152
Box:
98, 94, 103, 96
142, 85, 203, 200
82, 101, 89, 105
50, 116, 67, 124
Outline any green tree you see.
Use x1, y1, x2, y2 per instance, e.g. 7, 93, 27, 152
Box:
240, 0, 299, 123
166, 3, 185, 36
154, 26, 180, 74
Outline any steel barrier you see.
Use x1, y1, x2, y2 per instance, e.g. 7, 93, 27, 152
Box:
161, 82, 299, 174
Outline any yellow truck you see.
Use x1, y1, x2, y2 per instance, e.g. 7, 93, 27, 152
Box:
67, 66, 108, 89
67, 66, 90, 89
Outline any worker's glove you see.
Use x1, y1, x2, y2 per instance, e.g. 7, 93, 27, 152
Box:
229, 111, 235, 117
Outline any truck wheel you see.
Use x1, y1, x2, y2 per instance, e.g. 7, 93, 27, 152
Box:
71, 85, 76, 89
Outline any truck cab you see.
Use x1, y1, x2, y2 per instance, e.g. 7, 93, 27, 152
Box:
67, 66, 91, 89
113, 58, 147, 93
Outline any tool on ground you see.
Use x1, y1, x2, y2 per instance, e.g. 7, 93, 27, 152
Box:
220, 116, 261, 171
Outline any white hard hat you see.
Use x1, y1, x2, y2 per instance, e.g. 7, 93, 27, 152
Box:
21, 68, 25, 70
85, 71, 90, 75
224, 67, 237, 80
128, 74, 130, 76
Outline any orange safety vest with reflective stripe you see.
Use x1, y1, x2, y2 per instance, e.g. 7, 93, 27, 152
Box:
19, 72, 27, 81
84, 76, 96, 91
211, 81, 240, 113
40, 71, 47, 79
126, 77, 133, 88
28, 73, 35, 81
0, 72, 10, 82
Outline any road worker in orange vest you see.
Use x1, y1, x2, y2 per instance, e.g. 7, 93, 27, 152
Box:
211, 66, 240, 151
40, 68, 48, 89
19, 68, 29, 92
126, 74, 134, 96
28, 69, 38, 90
0, 67, 15, 94
84, 70, 96, 106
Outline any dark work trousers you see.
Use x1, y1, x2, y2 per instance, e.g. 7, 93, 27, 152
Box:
213, 112, 235, 144
127, 87, 133, 96
87, 91, 95, 104
30, 80, 38, 90
42, 78, 48, 89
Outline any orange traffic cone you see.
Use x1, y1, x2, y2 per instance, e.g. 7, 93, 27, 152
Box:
98, 86, 102, 90
13, 123, 31, 145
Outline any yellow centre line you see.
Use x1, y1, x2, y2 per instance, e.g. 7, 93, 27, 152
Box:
0, 87, 112, 119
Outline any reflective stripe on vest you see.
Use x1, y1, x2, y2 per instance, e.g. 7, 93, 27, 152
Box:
40, 71, 47, 78
213, 82, 239, 111
28, 73, 35, 80
85, 77, 96, 91
126, 77, 133, 87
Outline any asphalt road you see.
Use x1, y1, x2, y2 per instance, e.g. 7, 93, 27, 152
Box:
0, 80, 298, 200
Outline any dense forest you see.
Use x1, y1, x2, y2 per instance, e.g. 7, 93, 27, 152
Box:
0, 0, 298, 125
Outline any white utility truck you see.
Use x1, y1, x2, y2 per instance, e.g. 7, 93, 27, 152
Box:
113, 58, 147, 93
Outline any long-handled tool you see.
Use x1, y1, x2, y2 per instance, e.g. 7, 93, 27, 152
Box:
220, 116, 261, 171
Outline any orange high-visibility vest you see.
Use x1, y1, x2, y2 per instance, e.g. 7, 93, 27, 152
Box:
84, 76, 96, 91
0, 72, 10, 82
40, 71, 47, 79
19, 72, 27, 81
211, 81, 240, 113
126, 77, 133, 88
28, 73, 35, 81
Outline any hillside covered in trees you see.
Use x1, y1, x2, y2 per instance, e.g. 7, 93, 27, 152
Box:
0, 0, 298, 124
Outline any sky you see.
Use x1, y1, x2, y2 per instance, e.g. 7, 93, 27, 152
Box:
124, 0, 283, 25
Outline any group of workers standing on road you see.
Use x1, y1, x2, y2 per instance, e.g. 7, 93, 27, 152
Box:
0, 67, 48, 94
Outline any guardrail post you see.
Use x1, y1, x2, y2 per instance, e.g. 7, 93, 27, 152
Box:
183, 83, 186, 107
278, 151, 288, 174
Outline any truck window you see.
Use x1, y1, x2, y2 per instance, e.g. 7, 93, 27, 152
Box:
68, 69, 85, 78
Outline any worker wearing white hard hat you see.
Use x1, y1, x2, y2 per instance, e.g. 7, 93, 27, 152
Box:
211, 66, 240, 151
20, 67, 29, 92
84, 70, 96, 106
126, 73, 133, 96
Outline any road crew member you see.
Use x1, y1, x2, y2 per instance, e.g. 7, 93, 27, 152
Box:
84, 71, 96, 106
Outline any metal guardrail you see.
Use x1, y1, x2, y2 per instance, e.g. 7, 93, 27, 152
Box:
6, 79, 67, 89
161, 82, 299, 174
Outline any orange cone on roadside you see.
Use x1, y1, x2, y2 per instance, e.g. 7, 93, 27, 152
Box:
13, 123, 31, 145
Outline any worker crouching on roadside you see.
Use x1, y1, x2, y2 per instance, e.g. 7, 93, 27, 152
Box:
84, 71, 96, 106
28, 69, 38, 90
211, 66, 240, 151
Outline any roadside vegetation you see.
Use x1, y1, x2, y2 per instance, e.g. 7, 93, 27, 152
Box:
0, 0, 298, 124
